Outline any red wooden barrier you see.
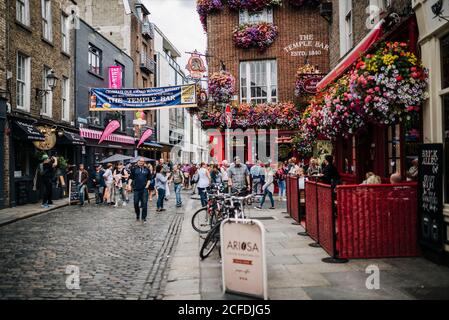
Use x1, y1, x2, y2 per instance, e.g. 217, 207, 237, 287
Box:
305, 181, 319, 242
317, 183, 335, 257
336, 183, 420, 259
290, 176, 300, 223
286, 175, 291, 216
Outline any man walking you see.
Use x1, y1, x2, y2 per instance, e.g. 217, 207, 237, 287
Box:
250, 160, 264, 195
172, 164, 184, 208
75, 164, 89, 206
41, 155, 57, 208
92, 164, 105, 205
160, 158, 171, 200
127, 157, 152, 224
228, 157, 250, 194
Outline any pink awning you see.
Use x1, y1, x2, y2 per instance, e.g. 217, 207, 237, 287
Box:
317, 21, 384, 92
79, 128, 136, 145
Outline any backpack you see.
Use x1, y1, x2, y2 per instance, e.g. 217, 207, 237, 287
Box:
191, 172, 199, 184
173, 171, 183, 184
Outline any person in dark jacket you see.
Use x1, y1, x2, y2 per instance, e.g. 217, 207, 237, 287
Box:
41, 155, 58, 208
127, 157, 152, 224
320, 155, 341, 186
92, 164, 106, 204
75, 164, 90, 206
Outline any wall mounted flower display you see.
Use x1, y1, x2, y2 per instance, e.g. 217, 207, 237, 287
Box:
228, 0, 282, 11
233, 22, 279, 51
197, 0, 224, 31
208, 71, 236, 103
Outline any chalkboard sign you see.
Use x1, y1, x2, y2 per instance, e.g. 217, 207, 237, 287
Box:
69, 180, 80, 205
418, 144, 445, 252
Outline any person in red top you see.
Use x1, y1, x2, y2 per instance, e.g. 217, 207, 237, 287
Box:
275, 163, 288, 201
189, 164, 198, 195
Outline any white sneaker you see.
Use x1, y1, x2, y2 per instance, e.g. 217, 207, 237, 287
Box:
114, 204, 118, 208
122, 202, 127, 207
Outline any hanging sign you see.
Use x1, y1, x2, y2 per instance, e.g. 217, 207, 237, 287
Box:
89, 84, 197, 111
99, 120, 121, 144
186, 50, 206, 79
109, 66, 122, 89
418, 144, 445, 252
221, 219, 268, 300
33, 126, 57, 151
225, 104, 233, 128
137, 128, 154, 148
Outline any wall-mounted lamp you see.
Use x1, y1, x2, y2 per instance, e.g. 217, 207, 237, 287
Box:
432, 0, 449, 22
35, 70, 59, 98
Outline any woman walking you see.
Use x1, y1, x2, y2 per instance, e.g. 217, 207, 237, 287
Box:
256, 163, 275, 210
172, 164, 184, 208
197, 162, 211, 208
147, 163, 157, 202
155, 165, 169, 212
275, 163, 287, 201
113, 163, 127, 207
103, 163, 114, 205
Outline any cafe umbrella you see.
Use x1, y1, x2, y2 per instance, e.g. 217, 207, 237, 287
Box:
99, 154, 133, 164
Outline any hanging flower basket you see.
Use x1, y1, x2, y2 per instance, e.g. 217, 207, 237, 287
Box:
208, 71, 236, 103
196, 0, 224, 31
233, 22, 279, 51
228, 0, 282, 11
350, 42, 429, 125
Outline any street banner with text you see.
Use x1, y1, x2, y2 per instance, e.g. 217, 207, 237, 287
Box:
109, 66, 122, 89
89, 84, 197, 111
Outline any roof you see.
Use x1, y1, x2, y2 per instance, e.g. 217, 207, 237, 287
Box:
152, 24, 182, 58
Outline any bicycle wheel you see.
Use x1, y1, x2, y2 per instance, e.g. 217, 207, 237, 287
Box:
200, 223, 221, 260
191, 207, 211, 234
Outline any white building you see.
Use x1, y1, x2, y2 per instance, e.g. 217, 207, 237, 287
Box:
153, 24, 208, 164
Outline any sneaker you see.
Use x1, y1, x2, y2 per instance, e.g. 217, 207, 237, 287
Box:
269, 207, 276, 210
136, 218, 140, 222
160, 208, 166, 212
114, 204, 118, 208
255, 206, 262, 210
143, 220, 147, 225
122, 202, 127, 207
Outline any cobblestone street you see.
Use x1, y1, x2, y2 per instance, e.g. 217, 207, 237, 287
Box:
0, 194, 184, 300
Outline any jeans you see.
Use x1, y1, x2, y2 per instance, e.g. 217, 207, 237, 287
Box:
78, 184, 87, 205
157, 188, 166, 209
174, 183, 182, 206
278, 180, 286, 198
95, 186, 104, 204
134, 189, 149, 220
114, 186, 126, 204
42, 179, 53, 205
252, 178, 261, 195
198, 187, 207, 207
260, 189, 275, 208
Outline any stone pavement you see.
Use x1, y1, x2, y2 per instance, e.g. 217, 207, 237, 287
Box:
0, 193, 184, 300
0, 199, 69, 227
162, 198, 449, 300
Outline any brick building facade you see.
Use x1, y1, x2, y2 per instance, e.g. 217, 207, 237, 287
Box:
2, 0, 78, 207
206, 5, 330, 104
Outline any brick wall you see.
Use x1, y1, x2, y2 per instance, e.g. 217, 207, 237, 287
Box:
206, 4, 330, 103
329, 0, 412, 69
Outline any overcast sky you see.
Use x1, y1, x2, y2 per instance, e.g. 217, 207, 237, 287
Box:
142, 0, 207, 74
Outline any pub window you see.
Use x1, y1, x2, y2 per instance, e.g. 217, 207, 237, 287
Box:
441, 33, 449, 90
61, 13, 69, 54
240, 60, 277, 104
239, 8, 273, 24
88, 44, 102, 75
387, 124, 401, 176
341, 136, 356, 174
404, 111, 421, 180
16, 53, 31, 111
41, 66, 53, 117
443, 94, 449, 203
41, 0, 52, 42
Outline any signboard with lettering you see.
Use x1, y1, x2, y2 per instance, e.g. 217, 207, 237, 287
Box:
221, 219, 267, 300
68, 180, 80, 205
418, 144, 445, 252
89, 84, 197, 111
283, 34, 329, 57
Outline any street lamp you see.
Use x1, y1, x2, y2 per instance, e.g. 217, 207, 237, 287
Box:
36, 70, 59, 98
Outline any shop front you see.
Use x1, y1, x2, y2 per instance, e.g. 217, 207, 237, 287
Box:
79, 128, 136, 168
413, 0, 449, 258
137, 141, 163, 161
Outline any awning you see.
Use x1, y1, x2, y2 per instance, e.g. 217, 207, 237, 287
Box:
12, 120, 45, 141
142, 141, 163, 148
61, 131, 86, 145
317, 20, 384, 92
79, 128, 136, 145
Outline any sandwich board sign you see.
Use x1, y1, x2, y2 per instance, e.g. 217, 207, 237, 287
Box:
221, 219, 268, 300
68, 180, 80, 205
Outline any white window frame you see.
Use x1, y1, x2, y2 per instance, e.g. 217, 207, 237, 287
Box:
61, 77, 70, 122
16, 53, 31, 112
42, 0, 53, 42
239, 8, 273, 24
16, 0, 30, 26
339, 0, 353, 57
61, 13, 69, 54
88, 44, 102, 75
240, 60, 278, 104
41, 67, 53, 117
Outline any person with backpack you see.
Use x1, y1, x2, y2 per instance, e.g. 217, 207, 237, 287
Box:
190, 164, 199, 195
256, 163, 275, 210
276, 162, 287, 201
172, 164, 184, 208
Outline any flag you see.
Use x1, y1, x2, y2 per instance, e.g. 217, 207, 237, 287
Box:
99, 120, 121, 144
137, 128, 154, 148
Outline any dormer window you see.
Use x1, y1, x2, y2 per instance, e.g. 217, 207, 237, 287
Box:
239, 8, 273, 24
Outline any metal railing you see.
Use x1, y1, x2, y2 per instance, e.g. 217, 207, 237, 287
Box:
140, 53, 156, 74
142, 22, 154, 39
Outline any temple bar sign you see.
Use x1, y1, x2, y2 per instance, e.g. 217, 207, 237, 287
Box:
89, 84, 197, 111
283, 34, 329, 57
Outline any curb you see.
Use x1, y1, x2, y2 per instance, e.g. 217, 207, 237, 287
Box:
0, 202, 70, 227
